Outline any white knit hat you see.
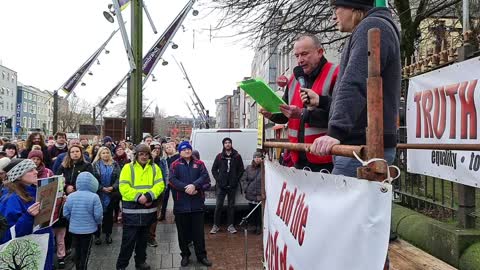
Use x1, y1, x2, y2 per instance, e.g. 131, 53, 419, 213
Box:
0, 157, 10, 171
6, 159, 36, 182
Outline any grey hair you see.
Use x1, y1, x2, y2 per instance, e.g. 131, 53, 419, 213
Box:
296, 34, 323, 49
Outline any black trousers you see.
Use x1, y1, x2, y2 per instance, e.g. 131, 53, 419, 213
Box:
116, 225, 149, 268
214, 187, 236, 226
174, 212, 207, 260
72, 233, 93, 270
160, 185, 170, 218
95, 202, 114, 237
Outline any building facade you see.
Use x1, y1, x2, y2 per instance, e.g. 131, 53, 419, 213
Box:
0, 65, 18, 136
17, 83, 53, 137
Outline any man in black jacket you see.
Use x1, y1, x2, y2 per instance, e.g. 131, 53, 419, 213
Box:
210, 137, 244, 234
309, 0, 400, 177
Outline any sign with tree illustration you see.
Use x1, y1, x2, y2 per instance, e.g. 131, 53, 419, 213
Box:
0, 233, 49, 270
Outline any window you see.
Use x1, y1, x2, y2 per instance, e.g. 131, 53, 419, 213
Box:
2, 72, 5, 80
10, 103, 13, 111
6, 88, 9, 96
38, 119, 41, 128
24, 92, 27, 99
23, 102, 27, 113
23, 117, 27, 128
28, 93, 32, 100
11, 74, 15, 83
31, 104, 35, 114
0, 88, 4, 95
33, 95, 36, 102
28, 118, 31, 128
32, 118, 36, 128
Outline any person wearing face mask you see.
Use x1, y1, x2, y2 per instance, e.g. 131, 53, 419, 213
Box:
116, 144, 165, 270
0, 159, 55, 270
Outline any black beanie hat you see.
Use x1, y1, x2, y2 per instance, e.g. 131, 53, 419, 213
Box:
222, 137, 232, 145
330, 0, 374, 10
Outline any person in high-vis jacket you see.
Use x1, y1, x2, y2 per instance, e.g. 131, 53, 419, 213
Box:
116, 144, 165, 270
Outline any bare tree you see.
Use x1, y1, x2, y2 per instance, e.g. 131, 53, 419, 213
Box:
209, 0, 473, 63
58, 95, 92, 133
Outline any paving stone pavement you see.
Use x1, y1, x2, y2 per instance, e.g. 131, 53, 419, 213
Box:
61, 211, 264, 270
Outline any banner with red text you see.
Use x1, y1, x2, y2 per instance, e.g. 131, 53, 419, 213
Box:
263, 160, 391, 270
406, 56, 480, 187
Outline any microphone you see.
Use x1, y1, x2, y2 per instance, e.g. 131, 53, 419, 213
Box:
294, 66, 309, 105
293, 66, 307, 88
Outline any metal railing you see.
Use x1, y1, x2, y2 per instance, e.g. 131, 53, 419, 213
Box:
393, 127, 458, 222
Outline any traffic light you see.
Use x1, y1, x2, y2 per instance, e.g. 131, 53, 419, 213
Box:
5, 118, 12, 129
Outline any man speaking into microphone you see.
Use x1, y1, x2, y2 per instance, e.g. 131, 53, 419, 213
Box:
260, 34, 338, 172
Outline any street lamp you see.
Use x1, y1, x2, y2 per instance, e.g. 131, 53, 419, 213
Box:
170, 41, 179, 49
152, 74, 158, 82
103, 4, 116, 23
192, 9, 199, 16
161, 59, 168, 66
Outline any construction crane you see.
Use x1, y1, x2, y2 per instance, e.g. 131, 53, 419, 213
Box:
173, 56, 210, 128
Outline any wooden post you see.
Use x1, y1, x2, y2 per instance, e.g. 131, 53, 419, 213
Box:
455, 35, 476, 229
357, 28, 388, 181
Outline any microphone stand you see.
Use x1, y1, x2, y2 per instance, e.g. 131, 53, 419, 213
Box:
239, 201, 262, 270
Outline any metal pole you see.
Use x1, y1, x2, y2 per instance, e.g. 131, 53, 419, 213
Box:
263, 141, 366, 160
128, 0, 143, 144
53, 90, 58, 134
112, 0, 136, 70
463, 0, 470, 34
142, 0, 158, 34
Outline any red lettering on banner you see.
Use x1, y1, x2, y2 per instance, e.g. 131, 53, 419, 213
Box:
265, 230, 295, 270
414, 80, 478, 140
433, 87, 446, 138
275, 182, 310, 248
422, 89, 434, 138
445, 84, 458, 139
414, 92, 423, 138
459, 80, 477, 139
276, 182, 287, 216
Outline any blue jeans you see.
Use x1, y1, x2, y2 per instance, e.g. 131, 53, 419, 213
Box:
332, 148, 396, 177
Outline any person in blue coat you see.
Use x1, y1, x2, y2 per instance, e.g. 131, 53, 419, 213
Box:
0, 158, 55, 270
63, 171, 103, 270
169, 141, 212, 267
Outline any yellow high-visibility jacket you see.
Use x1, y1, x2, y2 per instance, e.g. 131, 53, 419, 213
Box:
119, 160, 165, 203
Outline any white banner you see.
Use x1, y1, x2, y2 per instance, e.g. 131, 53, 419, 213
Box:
263, 160, 391, 270
406, 56, 480, 187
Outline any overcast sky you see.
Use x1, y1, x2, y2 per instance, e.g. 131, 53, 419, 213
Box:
0, 0, 254, 117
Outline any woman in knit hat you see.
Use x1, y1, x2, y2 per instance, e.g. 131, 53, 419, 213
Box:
0, 159, 55, 270
28, 150, 54, 179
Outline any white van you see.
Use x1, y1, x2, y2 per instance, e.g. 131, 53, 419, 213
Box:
190, 128, 258, 210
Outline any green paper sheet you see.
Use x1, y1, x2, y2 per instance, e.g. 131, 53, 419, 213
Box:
238, 79, 286, 113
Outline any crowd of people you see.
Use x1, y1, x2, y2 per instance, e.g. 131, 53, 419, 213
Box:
0, 131, 265, 270
0, 132, 234, 269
